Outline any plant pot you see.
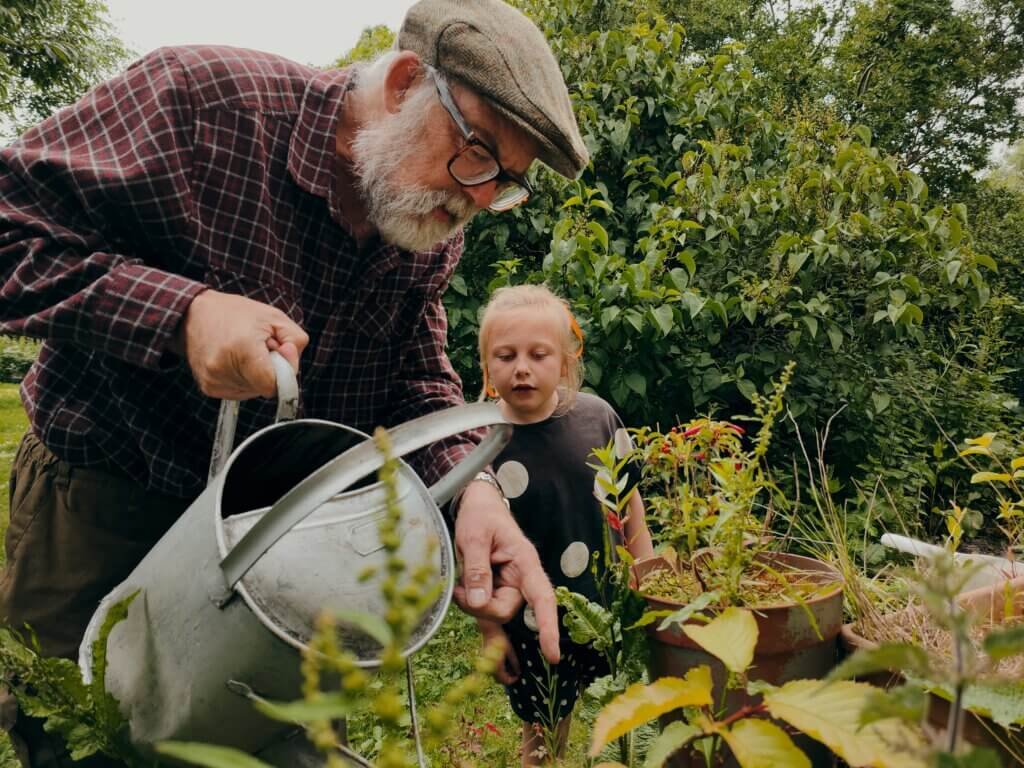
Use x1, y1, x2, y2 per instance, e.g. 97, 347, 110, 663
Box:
840, 576, 1024, 763
633, 552, 845, 768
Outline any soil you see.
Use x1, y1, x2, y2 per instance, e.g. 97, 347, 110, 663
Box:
638, 557, 837, 609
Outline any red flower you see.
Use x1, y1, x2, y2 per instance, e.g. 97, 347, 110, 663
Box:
683, 425, 702, 437
607, 511, 624, 532
485, 722, 500, 736
725, 422, 745, 435
695, 452, 706, 461
660, 443, 671, 454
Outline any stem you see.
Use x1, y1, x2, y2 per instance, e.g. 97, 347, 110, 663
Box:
718, 702, 767, 728
946, 596, 966, 754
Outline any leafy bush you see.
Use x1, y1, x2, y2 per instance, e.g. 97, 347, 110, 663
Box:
0, 336, 38, 384
448, 2, 1018, 544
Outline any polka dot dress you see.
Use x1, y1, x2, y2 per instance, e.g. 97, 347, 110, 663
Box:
489, 393, 640, 725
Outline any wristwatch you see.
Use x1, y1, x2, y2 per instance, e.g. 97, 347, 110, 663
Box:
452, 470, 510, 519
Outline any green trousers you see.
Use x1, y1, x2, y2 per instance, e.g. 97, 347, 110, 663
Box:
0, 432, 186, 768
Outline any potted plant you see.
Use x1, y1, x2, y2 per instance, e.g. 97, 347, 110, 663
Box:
837, 432, 1024, 763
622, 363, 845, 765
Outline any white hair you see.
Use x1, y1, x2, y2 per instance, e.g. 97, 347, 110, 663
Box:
349, 60, 476, 252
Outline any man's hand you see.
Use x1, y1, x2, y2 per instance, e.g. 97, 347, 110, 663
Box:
177, 290, 309, 398
452, 481, 560, 664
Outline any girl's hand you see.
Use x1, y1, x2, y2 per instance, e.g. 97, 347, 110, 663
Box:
478, 620, 521, 685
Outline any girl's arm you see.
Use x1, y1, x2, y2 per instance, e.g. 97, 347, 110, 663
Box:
624, 491, 655, 560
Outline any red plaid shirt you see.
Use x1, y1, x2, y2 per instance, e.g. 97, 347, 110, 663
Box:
0, 46, 474, 500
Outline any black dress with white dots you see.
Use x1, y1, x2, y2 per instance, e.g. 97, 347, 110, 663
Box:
493, 392, 640, 725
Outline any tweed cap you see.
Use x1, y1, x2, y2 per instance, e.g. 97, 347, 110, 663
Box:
398, 0, 589, 179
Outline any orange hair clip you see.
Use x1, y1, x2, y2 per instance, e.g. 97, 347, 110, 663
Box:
567, 309, 584, 359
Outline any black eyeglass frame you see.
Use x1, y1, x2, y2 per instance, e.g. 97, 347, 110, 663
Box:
425, 65, 533, 212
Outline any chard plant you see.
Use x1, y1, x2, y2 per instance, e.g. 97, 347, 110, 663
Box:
553, 438, 651, 766
588, 606, 932, 768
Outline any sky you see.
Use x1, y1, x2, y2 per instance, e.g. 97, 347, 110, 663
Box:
103, 1, 419, 69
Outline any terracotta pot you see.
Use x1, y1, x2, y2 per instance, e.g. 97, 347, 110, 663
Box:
840, 576, 1024, 763
633, 552, 845, 768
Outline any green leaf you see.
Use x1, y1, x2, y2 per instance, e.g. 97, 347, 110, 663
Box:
682, 293, 706, 319
764, 680, 928, 767
157, 742, 275, 768
827, 325, 842, 352
927, 679, 1024, 727
984, 625, 1024, 661
656, 591, 721, 632
974, 253, 998, 271
334, 609, 392, 647
787, 250, 809, 273
720, 718, 810, 768
829, 642, 932, 682
589, 221, 610, 252
626, 372, 647, 397
736, 379, 757, 401
802, 316, 818, 339
870, 392, 891, 415
682, 607, 758, 674
252, 692, 353, 723
946, 260, 962, 283
651, 305, 675, 337
589, 666, 714, 756
557, 587, 615, 652
643, 721, 701, 767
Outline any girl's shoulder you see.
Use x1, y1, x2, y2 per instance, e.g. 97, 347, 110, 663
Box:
568, 391, 621, 421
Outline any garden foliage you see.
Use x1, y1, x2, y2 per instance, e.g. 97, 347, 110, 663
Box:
447, 0, 1023, 547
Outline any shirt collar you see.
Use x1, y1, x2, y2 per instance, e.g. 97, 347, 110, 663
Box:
287, 66, 354, 227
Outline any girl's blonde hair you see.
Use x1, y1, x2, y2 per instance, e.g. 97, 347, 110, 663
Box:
477, 284, 584, 413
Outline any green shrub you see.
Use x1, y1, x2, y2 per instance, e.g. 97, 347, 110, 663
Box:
447, 1, 1020, 546
0, 337, 39, 384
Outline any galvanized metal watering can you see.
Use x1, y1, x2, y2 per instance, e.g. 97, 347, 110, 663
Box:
78, 352, 511, 758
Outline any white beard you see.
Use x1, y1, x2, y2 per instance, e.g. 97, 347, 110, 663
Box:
351, 83, 476, 252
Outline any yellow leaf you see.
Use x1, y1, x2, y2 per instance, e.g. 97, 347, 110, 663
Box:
720, 719, 811, 768
971, 471, 1013, 484
1014, 470, 1024, 480
1012, 456, 1024, 471
764, 680, 928, 768
589, 666, 714, 756
965, 432, 996, 447
682, 607, 758, 674
958, 445, 992, 457
594, 764, 628, 768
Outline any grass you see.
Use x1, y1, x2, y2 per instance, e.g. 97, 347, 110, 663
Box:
0, 384, 600, 766
0, 383, 27, 568
0, 383, 26, 768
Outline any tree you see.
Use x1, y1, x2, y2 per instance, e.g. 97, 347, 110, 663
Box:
331, 25, 395, 69
0, 0, 130, 140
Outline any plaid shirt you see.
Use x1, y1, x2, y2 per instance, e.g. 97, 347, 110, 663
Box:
0, 46, 475, 500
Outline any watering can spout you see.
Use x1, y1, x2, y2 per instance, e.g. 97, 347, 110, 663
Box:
879, 532, 1021, 593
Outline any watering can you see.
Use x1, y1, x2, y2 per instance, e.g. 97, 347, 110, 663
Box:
77, 352, 511, 759
880, 533, 1022, 593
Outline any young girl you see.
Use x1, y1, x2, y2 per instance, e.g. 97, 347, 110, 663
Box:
474, 284, 654, 766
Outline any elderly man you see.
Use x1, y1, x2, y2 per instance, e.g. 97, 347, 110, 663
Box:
0, 0, 589, 764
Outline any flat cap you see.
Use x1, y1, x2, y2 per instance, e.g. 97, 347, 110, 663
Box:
398, 0, 589, 179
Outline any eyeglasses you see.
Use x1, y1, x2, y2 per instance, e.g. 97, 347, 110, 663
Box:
425, 65, 533, 212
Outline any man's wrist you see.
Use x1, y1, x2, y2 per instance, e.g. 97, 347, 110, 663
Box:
453, 471, 510, 521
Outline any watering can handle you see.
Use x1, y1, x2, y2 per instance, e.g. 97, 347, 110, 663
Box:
208, 352, 300, 482
218, 402, 511, 591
